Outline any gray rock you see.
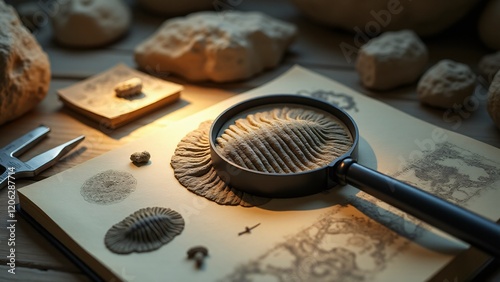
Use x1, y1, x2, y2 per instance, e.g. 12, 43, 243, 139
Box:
418, 60, 476, 109
130, 151, 151, 164
355, 30, 428, 90
50, 0, 131, 48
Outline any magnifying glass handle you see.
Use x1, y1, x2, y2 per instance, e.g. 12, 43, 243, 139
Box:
337, 158, 500, 258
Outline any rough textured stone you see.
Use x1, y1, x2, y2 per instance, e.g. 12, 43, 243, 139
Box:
488, 71, 500, 130
478, 52, 500, 84
50, 0, 131, 48
134, 11, 297, 82
478, 0, 500, 51
137, 0, 212, 15
418, 60, 476, 109
130, 151, 151, 164
0, 0, 50, 126
355, 30, 428, 90
289, 0, 477, 37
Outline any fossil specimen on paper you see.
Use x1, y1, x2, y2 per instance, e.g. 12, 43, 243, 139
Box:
171, 121, 270, 207
80, 170, 137, 205
105, 207, 185, 254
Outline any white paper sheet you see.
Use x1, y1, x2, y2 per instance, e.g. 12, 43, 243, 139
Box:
19, 66, 500, 282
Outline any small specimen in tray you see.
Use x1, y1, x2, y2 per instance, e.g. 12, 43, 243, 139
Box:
115, 77, 143, 98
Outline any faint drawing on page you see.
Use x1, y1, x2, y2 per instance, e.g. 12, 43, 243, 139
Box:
221, 205, 412, 282
392, 142, 500, 206
221, 142, 500, 281
298, 89, 359, 112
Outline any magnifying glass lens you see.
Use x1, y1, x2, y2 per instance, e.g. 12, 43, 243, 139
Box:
214, 104, 354, 175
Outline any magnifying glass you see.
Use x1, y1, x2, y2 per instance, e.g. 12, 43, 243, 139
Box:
209, 94, 500, 258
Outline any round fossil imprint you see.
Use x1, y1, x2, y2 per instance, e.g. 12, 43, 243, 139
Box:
80, 170, 137, 205
105, 207, 185, 254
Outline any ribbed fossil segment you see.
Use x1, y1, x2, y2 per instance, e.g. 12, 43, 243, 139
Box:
216, 107, 353, 173
105, 207, 185, 254
171, 120, 270, 207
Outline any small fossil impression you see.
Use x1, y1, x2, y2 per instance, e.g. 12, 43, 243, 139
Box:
130, 150, 151, 164
105, 207, 185, 254
216, 107, 353, 173
80, 170, 137, 205
171, 120, 270, 207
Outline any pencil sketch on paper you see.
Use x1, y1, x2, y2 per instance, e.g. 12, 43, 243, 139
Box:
392, 142, 500, 206
220, 142, 500, 281
80, 170, 137, 205
298, 89, 359, 112
221, 205, 412, 282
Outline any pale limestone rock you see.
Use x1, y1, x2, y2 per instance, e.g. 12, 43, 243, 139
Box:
50, 0, 131, 48
290, 0, 477, 36
418, 60, 476, 109
137, 0, 212, 15
114, 77, 143, 98
355, 30, 428, 90
487, 71, 500, 129
478, 0, 500, 51
478, 52, 500, 84
0, 0, 50, 126
134, 11, 297, 82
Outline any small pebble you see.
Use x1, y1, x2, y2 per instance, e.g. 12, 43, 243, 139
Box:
130, 151, 151, 164
478, 51, 500, 84
417, 60, 476, 109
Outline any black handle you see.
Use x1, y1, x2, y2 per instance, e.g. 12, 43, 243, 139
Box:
336, 159, 500, 258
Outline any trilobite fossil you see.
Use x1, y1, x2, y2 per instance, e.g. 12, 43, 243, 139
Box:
215, 107, 353, 173
104, 207, 185, 254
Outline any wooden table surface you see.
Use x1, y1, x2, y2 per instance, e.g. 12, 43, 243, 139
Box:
1, 0, 499, 281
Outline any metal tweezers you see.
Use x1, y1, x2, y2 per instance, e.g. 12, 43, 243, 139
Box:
0, 125, 84, 189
